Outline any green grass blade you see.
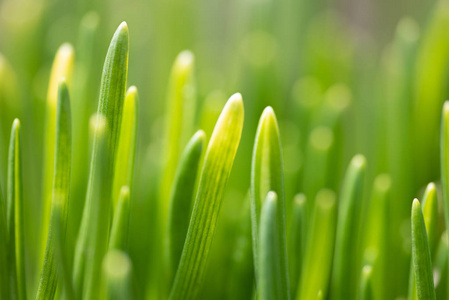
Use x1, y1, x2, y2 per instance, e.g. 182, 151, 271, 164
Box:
297, 189, 337, 300
434, 232, 448, 298
440, 101, 449, 262
288, 194, 307, 298
73, 22, 129, 298
36, 80, 72, 299
41, 44, 74, 261
168, 93, 244, 300
160, 51, 196, 225
103, 250, 135, 300
360, 265, 373, 300
7, 119, 26, 300
112, 86, 139, 209
0, 181, 10, 298
166, 129, 206, 285
411, 199, 436, 300
109, 186, 131, 251
250, 106, 289, 299
259, 191, 285, 300
331, 154, 366, 299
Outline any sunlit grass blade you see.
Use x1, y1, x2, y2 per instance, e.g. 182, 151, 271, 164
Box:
168, 93, 244, 300
360, 265, 373, 300
40, 44, 74, 260
408, 183, 438, 300
7, 119, 26, 300
331, 154, 366, 299
288, 194, 307, 298
259, 191, 285, 300
0, 183, 10, 298
73, 22, 129, 299
103, 250, 135, 300
250, 106, 289, 299
297, 189, 337, 300
112, 86, 139, 209
411, 199, 436, 300
160, 51, 196, 224
166, 130, 205, 285
109, 186, 131, 251
36, 80, 72, 299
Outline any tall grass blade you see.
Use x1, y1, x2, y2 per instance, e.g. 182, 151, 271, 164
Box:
7, 119, 26, 300
109, 185, 131, 251
250, 106, 289, 299
0, 182, 10, 298
411, 199, 436, 300
331, 154, 366, 299
36, 80, 72, 299
166, 130, 206, 285
168, 93, 244, 300
103, 250, 135, 300
440, 101, 449, 260
434, 232, 448, 299
297, 189, 337, 300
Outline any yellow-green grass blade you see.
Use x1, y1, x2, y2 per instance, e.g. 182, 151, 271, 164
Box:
7, 119, 26, 300
103, 250, 135, 300
288, 194, 307, 298
36, 80, 72, 300
250, 106, 289, 299
168, 93, 244, 300
73, 22, 129, 299
360, 265, 373, 300
331, 154, 366, 300
411, 199, 436, 300
112, 86, 138, 209
160, 51, 196, 226
440, 102, 449, 262
297, 189, 337, 300
166, 130, 206, 285
40, 44, 74, 262
109, 186, 131, 251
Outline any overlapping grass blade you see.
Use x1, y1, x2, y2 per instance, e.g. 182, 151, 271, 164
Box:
103, 250, 135, 300
36, 80, 72, 299
168, 93, 244, 300
73, 22, 129, 299
41, 44, 74, 259
166, 130, 205, 285
297, 189, 337, 300
250, 106, 289, 299
7, 119, 26, 300
112, 86, 138, 209
109, 186, 131, 251
411, 199, 436, 300
360, 265, 373, 300
331, 154, 366, 299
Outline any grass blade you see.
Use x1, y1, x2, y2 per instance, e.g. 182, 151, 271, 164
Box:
73, 22, 129, 299
360, 265, 373, 300
166, 130, 206, 285
7, 119, 26, 300
0, 181, 10, 298
41, 44, 74, 260
411, 199, 436, 300
36, 80, 72, 299
103, 250, 135, 300
168, 93, 244, 300
434, 232, 448, 298
440, 101, 449, 262
296, 189, 337, 300
250, 106, 289, 299
331, 154, 366, 299
112, 86, 138, 209
109, 185, 131, 251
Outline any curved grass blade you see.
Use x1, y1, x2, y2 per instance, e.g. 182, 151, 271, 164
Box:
408, 183, 438, 300
168, 93, 244, 300
103, 250, 135, 300
7, 119, 26, 300
360, 265, 373, 300
296, 189, 337, 300
112, 86, 139, 209
36, 80, 72, 300
41, 44, 74, 260
250, 106, 289, 299
331, 154, 366, 300
166, 130, 206, 285
288, 194, 307, 298
411, 199, 436, 300
0, 182, 10, 298
160, 51, 196, 225
259, 191, 284, 300
109, 185, 131, 251
73, 22, 129, 298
